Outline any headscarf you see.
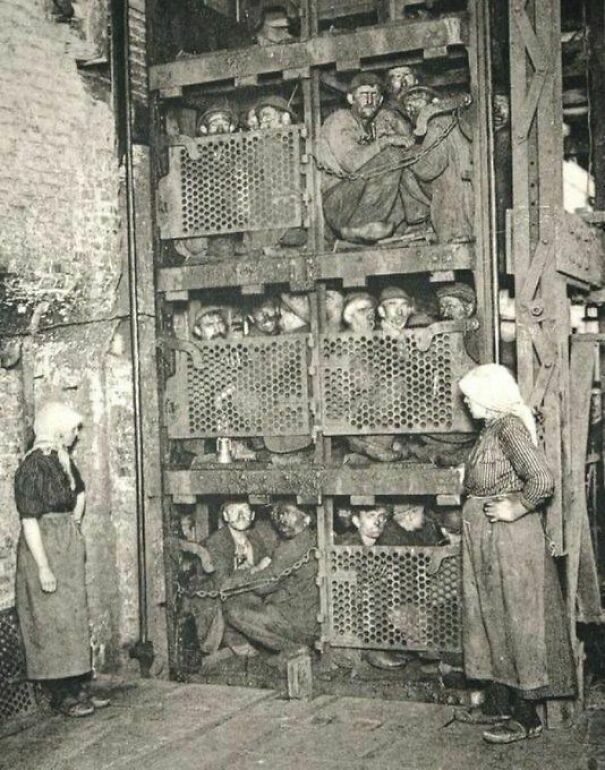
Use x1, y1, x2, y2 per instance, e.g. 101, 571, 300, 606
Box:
458, 364, 537, 445
28, 401, 83, 490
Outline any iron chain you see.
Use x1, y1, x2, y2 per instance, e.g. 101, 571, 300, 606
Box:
310, 113, 460, 182
180, 546, 318, 602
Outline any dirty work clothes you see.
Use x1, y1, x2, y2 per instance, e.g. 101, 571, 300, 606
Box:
461, 415, 574, 697
408, 114, 474, 243
16, 514, 90, 680
188, 521, 277, 654
14, 449, 90, 682
462, 496, 575, 697
15, 449, 85, 519
317, 109, 429, 237
223, 528, 318, 651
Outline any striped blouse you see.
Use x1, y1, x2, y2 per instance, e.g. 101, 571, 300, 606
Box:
464, 414, 554, 511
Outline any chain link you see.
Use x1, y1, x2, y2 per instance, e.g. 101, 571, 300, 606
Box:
178, 546, 318, 602
311, 112, 460, 182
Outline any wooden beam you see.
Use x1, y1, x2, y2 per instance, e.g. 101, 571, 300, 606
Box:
150, 14, 469, 91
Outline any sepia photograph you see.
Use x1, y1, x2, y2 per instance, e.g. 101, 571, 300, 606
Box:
0, 0, 604, 767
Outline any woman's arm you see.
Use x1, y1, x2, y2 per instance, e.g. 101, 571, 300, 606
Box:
73, 491, 86, 525
21, 518, 57, 592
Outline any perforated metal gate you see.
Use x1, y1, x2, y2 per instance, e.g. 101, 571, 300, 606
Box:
318, 323, 476, 434
0, 608, 38, 725
164, 337, 311, 438
326, 545, 461, 651
158, 127, 305, 239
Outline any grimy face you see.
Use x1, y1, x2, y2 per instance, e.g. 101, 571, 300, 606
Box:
402, 92, 432, 123
386, 68, 417, 98
274, 504, 311, 539
380, 297, 413, 329
205, 112, 233, 135
353, 507, 389, 541
325, 290, 344, 328
349, 85, 383, 121
439, 296, 473, 320
195, 311, 227, 340
223, 502, 254, 531
251, 300, 280, 335
347, 301, 376, 333
393, 505, 425, 532
246, 108, 259, 131
258, 105, 290, 130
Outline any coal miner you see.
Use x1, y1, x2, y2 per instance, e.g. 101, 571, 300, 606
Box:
222, 502, 318, 656
247, 297, 281, 337
196, 99, 239, 136
342, 291, 377, 333
317, 72, 429, 244
377, 286, 415, 337
243, 95, 307, 253
190, 99, 243, 260
325, 288, 345, 332
187, 501, 277, 658
192, 306, 228, 341
436, 281, 481, 362
401, 86, 474, 243
342, 292, 402, 463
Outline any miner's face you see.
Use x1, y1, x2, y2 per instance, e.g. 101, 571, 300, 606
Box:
380, 297, 413, 329
402, 93, 432, 123
493, 95, 510, 131
347, 301, 376, 333
386, 68, 417, 98
206, 112, 233, 135
251, 301, 280, 335
223, 502, 254, 531
274, 504, 311, 539
258, 105, 290, 130
348, 85, 383, 121
353, 507, 389, 541
246, 108, 259, 131
195, 311, 227, 340
227, 306, 246, 338
325, 290, 344, 329
393, 505, 425, 532
439, 296, 473, 320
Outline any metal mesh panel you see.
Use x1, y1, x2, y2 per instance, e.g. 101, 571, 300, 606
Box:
327, 545, 461, 651
319, 326, 475, 434
159, 127, 304, 239
165, 337, 311, 438
0, 609, 37, 723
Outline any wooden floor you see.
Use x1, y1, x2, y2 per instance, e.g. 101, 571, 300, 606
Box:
1, 677, 602, 770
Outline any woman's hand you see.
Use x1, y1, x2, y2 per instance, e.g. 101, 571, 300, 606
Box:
483, 497, 528, 524
38, 565, 57, 593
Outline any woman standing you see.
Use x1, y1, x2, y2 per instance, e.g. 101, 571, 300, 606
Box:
456, 364, 575, 744
15, 402, 109, 717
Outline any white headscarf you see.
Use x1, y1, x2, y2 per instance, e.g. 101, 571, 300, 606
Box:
458, 364, 537, 445
28, 401, 83, 490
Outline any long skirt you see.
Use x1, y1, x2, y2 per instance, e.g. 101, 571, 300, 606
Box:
462, 496, 575, 698
16, 513, 91, 680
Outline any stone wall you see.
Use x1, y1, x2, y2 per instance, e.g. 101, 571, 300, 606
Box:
0, 0, 166, 674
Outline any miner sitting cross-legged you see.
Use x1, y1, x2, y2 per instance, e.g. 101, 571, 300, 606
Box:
221, 502, 319, 659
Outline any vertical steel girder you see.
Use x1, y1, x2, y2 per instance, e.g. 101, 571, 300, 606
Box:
509, 0, 569, 556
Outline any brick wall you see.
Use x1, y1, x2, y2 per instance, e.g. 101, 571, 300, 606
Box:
0, 0, 166, 674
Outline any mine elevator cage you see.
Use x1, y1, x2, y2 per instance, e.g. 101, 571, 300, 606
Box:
145, 0, 604, 689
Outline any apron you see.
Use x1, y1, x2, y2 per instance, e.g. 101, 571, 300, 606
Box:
462, 495, 575, 697
16, 513, 91, 680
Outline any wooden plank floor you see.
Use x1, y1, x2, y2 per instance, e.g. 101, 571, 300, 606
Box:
0, 678, 598, 770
